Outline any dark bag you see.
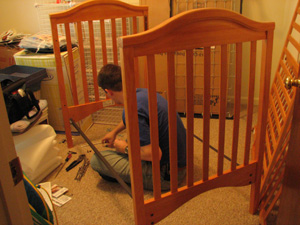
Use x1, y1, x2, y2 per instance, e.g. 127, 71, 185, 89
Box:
1, 78, 40, 124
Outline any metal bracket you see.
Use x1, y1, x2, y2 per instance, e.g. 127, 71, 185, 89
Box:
9, 157, 23, 186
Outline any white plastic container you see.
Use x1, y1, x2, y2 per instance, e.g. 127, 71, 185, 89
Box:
13, 124, 61, 183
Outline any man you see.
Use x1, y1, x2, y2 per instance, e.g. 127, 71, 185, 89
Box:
90, 64, 186, 190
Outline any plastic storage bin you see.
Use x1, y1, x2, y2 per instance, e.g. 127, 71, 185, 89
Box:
0, 65, 47, 91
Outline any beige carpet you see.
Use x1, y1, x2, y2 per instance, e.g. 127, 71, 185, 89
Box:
43, 108, 260, 225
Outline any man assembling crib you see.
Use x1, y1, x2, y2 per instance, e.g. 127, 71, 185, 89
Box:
90, 64, 186, 191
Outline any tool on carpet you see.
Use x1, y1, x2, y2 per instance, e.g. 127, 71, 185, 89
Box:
66, 154, 85, 172
75, 156, 90, 181
70, 118, 132, 198
55, 153, 72, 178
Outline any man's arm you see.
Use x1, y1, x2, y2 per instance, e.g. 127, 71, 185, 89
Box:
114, 139, 162, 161
140, 144, 162, 161
112, 120, 126, 134
102, 121, 126, 147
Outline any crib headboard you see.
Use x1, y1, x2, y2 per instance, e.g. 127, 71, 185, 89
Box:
119, 8, 274, 224
50, 0, 148, 147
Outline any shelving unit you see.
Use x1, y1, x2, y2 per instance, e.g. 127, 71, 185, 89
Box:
171, 0, 237, 117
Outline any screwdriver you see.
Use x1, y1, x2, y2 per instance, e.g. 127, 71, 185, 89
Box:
65, 154, 85, 172
55, 153, 72, 178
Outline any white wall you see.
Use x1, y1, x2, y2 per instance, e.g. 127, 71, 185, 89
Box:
0, 0, 298, 102
242, 0, 298, 103
0, 0, 39, 34
0, 0, 139, 35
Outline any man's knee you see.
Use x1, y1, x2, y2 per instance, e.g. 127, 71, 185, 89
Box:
90, 150, 116, 171
90, 154, 101, 171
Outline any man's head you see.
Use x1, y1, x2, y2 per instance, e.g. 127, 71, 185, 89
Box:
98, 64, 123, 104
98, 64, 122, 91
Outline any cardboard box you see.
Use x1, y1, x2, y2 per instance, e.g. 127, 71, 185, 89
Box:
174, 48, 221, 115
14, 48, 92, 132
0, 46, 22, 69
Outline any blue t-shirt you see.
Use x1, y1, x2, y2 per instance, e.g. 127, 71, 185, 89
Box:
122, 88, 186, 167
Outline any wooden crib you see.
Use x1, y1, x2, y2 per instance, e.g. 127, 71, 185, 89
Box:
119, 8, 274, 224
258, 0, 300, 223
50, 0, 148, 148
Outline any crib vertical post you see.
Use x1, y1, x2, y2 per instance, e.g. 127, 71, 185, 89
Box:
186, 49, 194, 187
203, 47, 211, 181
167, 52, 178, 192
147, 54, 162, 199
65, 23, 79, 105
231, 42, 242, 171
250, 30, 274, 214
88, 20, 100, 101
120, 46, 146, 224
218, 44, 228, 176
100, 19, 108, 66
244, 41, 257, 166
76, 21, 89, 103
111, 18, 118, 64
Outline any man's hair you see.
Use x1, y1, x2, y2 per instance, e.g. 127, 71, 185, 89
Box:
98, 64, 122, 91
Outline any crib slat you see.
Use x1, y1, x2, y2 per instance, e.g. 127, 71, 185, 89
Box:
288, 34, 300, 53
232, 42, 242, 171
167, 52, 178, 192
277, 71, 291, 106
203, 47, 211, 181
186, 49, 194, 187
65, 23, 79, 105
111, 18, 118, 64
284, 47, 298, 75
100, 20, 108, 66
267, 110, 277, 147
218, 44, 228, 176
133, 17, 138, 34
265, 126, 272, 159
147, 54, 161, 199
131, 17, 139, 88
261, 138, 289, 198
88, 20, 99, 101
244, 41, 257, 165
122, 17, 127, 36
76, 21, 89, 102
274, 84, 286, 119
270, 99, 281, 135
281, 58, 293, 80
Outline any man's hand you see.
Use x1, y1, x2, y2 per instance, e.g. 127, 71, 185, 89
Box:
113, 139, 128, 154
102, 132, 116, 148
102, 121, 126, 148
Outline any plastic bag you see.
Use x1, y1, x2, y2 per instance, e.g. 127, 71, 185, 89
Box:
19, 33, 77, 53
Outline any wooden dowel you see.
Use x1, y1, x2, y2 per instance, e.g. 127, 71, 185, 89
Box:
147, 54, 161, 199
111, 19, 118, 64
244, 41, 256, 165
76, 21, 89, 103
218, 44, 228, 175
185, 49, 194, 187
203, 47, 211, 181
88, 20, 99, 101
167, 52, 178, 192
100, 19, 108, 66
231, 43, 242, 171
65, 23, 79, 105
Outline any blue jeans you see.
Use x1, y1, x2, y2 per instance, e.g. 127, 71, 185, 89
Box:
90, 150, 186, 191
